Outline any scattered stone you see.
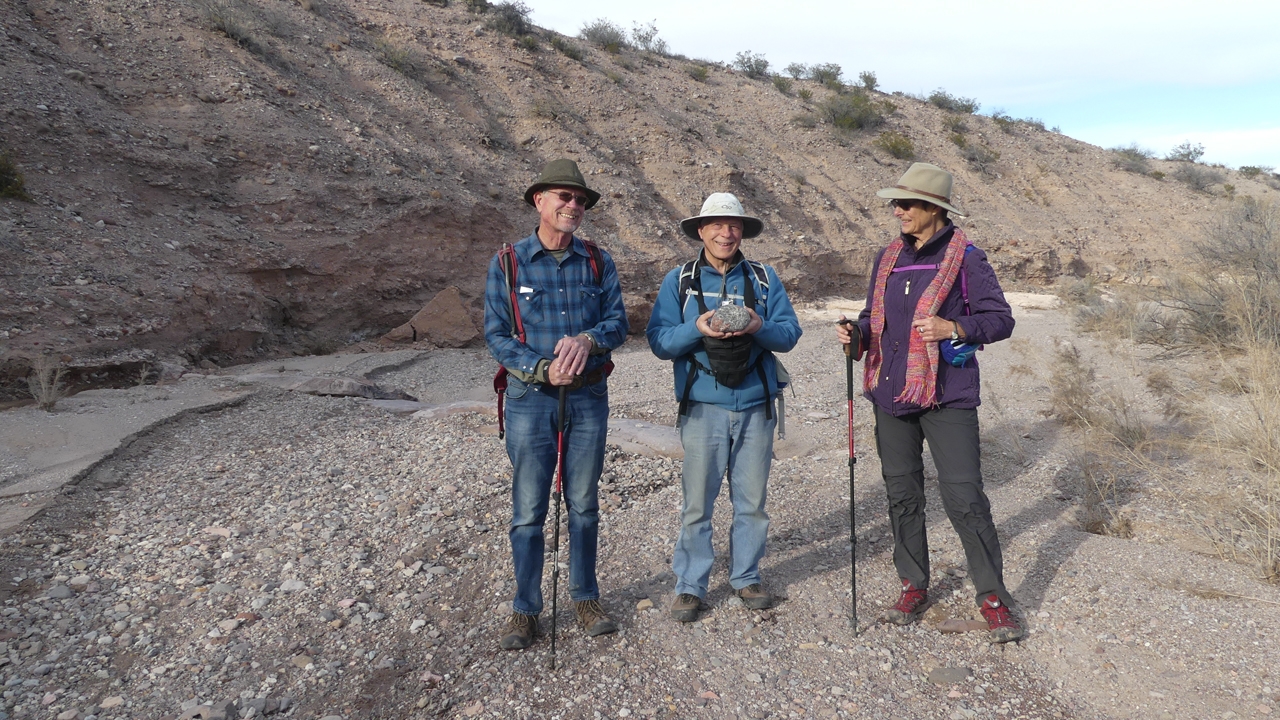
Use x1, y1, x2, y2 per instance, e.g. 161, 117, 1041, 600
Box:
636, 598, 654, 611
937, 619, 988, 634
292, 655, 314, 668
381, 286, 481, 348
45, 585, 74, 599
99, 696, 124, 709
928, 667, 972, 685
280, 579, 307, 592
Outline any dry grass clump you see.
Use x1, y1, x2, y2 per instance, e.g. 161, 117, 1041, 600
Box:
27, 355, 67, 411
0, 152, 32, 201
1072, 450, 1134, 538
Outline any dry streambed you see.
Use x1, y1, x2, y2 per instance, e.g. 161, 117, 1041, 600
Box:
0, 309, 1277, 720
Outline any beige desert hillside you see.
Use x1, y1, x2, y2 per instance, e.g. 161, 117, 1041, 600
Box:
1, 0, 1272, 393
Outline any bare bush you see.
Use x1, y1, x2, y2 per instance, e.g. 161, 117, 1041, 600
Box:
771, 75, 792, 95
962, 143, 1000, 176
1111, 143, 1154, 174
808, 63, 842, 88
27, 355, 67, 411
733, 51, 769, 80
927, 88, 978, 114
1073, 450, 1135, 538
1172, 163, 1224, 192
1048, 343, 1096, 427
629, 21, 667, 55
485, 1, 532, 37
818, 91, 890, 132
1167, 141, 1205, 162
858, 71, 878, 92
1149, 200, 1280, 351
580, 18, 628, 53
783, 62, 807, 80
0, 152, 32, 201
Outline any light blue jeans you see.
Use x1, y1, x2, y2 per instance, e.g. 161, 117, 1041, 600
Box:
674, 401, 775, 598
503, 376, 608, 616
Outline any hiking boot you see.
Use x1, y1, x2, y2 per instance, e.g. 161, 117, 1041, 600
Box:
883, 579, 929, 625
735, 583, 774, 610
499, 612, 539, 650
670, 593, 702, 623
574, 599, 618, 637
980, 595, 1024, 643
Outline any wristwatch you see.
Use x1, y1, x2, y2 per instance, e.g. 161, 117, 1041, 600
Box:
950, 321, 960, 341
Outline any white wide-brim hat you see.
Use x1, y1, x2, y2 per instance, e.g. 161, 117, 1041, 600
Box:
876, 162, 966, 217
679, 192, 764, 240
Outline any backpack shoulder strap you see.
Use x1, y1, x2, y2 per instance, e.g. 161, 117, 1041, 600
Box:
746, 260, 769, 298
580, 237, 604, 285
678, 259, 703, 314
498, 243, 525, 343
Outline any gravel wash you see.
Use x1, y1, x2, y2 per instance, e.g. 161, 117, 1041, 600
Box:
1, 310, 1277, 720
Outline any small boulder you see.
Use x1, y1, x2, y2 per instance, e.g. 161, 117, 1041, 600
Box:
382, 286, 479, 347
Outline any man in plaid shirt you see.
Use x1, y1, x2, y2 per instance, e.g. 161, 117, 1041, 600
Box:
484, 159, 628, 651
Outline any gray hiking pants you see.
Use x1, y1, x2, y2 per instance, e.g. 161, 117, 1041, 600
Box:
873, 406, 1013, 607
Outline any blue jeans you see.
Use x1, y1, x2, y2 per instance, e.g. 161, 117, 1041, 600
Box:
504, 375, 608, 616
674, 401, 775, 598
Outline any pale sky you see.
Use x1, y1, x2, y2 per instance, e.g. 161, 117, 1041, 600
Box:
524, 0, 1280, 169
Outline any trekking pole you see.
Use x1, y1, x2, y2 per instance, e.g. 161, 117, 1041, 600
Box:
837, 319, 862, 632
549, 385, 568, 670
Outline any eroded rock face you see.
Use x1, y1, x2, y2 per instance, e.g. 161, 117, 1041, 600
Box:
381, 287, 479, 348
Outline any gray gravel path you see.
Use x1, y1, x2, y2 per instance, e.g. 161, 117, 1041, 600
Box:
0, 302, 1277, 720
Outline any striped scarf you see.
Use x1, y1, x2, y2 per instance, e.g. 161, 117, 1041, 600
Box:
864, 227, 970, 407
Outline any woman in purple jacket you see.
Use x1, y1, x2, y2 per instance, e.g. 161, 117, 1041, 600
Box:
836, 162, 1023, 643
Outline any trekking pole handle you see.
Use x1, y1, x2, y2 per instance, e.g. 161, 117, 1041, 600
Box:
837, 318, 863, 361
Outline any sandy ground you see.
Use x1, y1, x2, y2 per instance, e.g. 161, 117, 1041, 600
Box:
0, 296, 1277, 720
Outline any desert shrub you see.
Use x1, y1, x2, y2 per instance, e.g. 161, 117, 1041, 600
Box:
580, 18, 628, 52
486, 1, 532, 36
613, 57, 634, 70
991, 110, 1015, 134
874, 130, 915, 159
962, 143, 1000, 176
685, 64, 708, 82
374, 38, 416, 73
0, 153, 32, 201
1149, 170, 1165, 180
791, 114, 817, 129
629, 21, 668, 54
1240, 165, 1273, 179
463, 0, 489, 11
949, 132, 967, 148
1074, 450, 1135, 537
1022, 117, 1046, 131
1172, 163, 1224, 192
797, 88, 812, 101
604, 69, 623, 85
818, 91, 890, 131
783, 62, 807, 80
733, 51, 769, 79
1167, 141, 1205, 162
27, 355, 66, 412
714, 121, 730, 136
1147, 200, 1280, 351
808, 62, 842, 87
550, 35, 582, 60
927, 88, 979, 114
941, 115, 968, 134
1048, 343, 1095, 427
858, 70, 878, 92
1111, 143, 1154, 174
771, 75, 792, 94
200, 0, 261, 54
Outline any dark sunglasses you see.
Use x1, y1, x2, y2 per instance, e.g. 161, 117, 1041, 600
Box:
547, 190, 590, 207
889, 199, 921, 210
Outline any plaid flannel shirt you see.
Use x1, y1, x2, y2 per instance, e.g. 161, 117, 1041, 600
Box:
484, 232, 628, 380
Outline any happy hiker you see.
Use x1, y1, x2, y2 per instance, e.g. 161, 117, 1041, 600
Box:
646, 192, 802, 622
483, 159, 628, 650
836, 162, 1023, 643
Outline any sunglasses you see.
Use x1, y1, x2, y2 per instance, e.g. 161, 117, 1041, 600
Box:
547, 190, 590, 207
889, 199, 921, 210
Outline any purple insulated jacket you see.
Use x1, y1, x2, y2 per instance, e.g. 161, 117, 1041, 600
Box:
857, 224, 1014, 416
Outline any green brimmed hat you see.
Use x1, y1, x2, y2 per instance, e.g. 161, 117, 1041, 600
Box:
876, 162, 966, 217
523, 158, 601, 210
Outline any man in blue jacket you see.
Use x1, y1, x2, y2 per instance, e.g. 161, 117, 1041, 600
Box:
484, 159, 629, 650
646, 193, 802, 622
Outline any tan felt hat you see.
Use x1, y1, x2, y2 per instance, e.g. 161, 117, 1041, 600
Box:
876, 162, 966, 217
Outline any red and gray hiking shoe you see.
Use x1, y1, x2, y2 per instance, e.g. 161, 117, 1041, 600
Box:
883, 579, 929, 625
980, 595, 1024, 643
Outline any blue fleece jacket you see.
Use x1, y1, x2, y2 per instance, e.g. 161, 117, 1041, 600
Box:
647, 253, 802, 411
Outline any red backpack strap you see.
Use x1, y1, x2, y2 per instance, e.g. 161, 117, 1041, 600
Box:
495, 243, 523, 439
498, 243, 525, 343
581, 238, 604, 285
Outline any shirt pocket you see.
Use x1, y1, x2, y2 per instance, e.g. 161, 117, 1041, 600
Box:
515, 286, 544, 327
578, 284, 603, 327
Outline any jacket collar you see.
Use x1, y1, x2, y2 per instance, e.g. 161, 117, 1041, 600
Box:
902, 223, 955, 256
